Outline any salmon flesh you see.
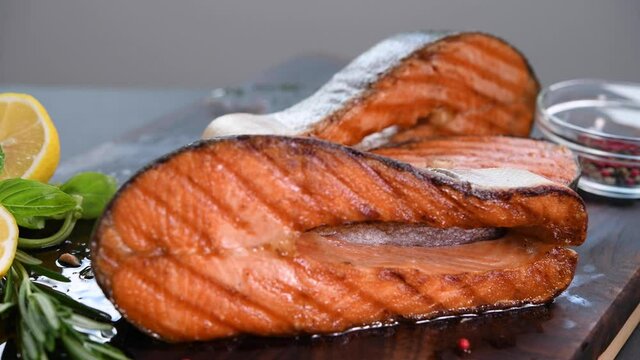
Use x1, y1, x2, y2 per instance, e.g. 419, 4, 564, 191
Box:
202, 31, 540, 146
92, 136, 587, 342
371, 136, 580, 186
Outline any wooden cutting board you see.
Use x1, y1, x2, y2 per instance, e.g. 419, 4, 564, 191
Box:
45, 57, 640, 359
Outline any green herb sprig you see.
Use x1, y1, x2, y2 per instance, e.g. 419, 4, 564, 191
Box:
0, 171, 127, 360
2, 254, 127, 360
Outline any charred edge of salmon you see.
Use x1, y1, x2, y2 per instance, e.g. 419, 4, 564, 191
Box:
91, 135, 586, 256
296, 245, 577, 336
94, 245, 577, 342
297, 31, 540, 138
273, 31, 455, 130
91, 135, 583, 341
338, 31, 542, 117
373, 136, 582, 188
400, 248, 578, 322
101, 135, 580, 205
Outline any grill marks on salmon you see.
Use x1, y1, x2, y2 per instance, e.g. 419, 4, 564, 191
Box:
202, 32, 539, 146
371, 136, 580, 186
92, 136, 587, 342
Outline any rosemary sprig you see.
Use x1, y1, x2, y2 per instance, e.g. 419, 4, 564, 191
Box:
1, 256, 129, 360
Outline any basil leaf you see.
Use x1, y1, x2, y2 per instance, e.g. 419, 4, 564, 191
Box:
13, 215, 46, 230
0, 179, 77, 222
60, 172, 117, 219
0, 144, 5, 173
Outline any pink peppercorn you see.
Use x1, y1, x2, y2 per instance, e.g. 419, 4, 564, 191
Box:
458, 337, 471, 353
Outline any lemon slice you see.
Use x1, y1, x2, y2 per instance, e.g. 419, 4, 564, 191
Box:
0, 204, 18, 277
0, 93, 60, 182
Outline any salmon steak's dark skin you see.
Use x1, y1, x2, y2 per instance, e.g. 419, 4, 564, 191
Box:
92, 136, 587, 342
202, 31, 540, 145
372, 136, 580, 186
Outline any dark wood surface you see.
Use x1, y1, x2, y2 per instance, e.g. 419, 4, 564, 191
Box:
3, 57, 639, 359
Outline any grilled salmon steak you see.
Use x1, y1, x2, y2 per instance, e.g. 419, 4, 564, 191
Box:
202, 31, 540, 146
371, 136, 580, 186
92, 136, 587, 342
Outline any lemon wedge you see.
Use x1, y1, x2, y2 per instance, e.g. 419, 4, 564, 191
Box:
0, 204, 18, 277
0, 93, 60, 182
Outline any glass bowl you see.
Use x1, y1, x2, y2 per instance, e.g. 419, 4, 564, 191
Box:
536, 79, 640, 199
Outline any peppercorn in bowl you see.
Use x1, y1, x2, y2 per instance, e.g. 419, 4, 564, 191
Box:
537, 79, 640, 199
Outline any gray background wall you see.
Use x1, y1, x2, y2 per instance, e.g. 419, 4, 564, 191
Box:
1, 0, 639, 88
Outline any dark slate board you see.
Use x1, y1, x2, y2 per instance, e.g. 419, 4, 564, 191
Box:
4, 57, 639, 360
